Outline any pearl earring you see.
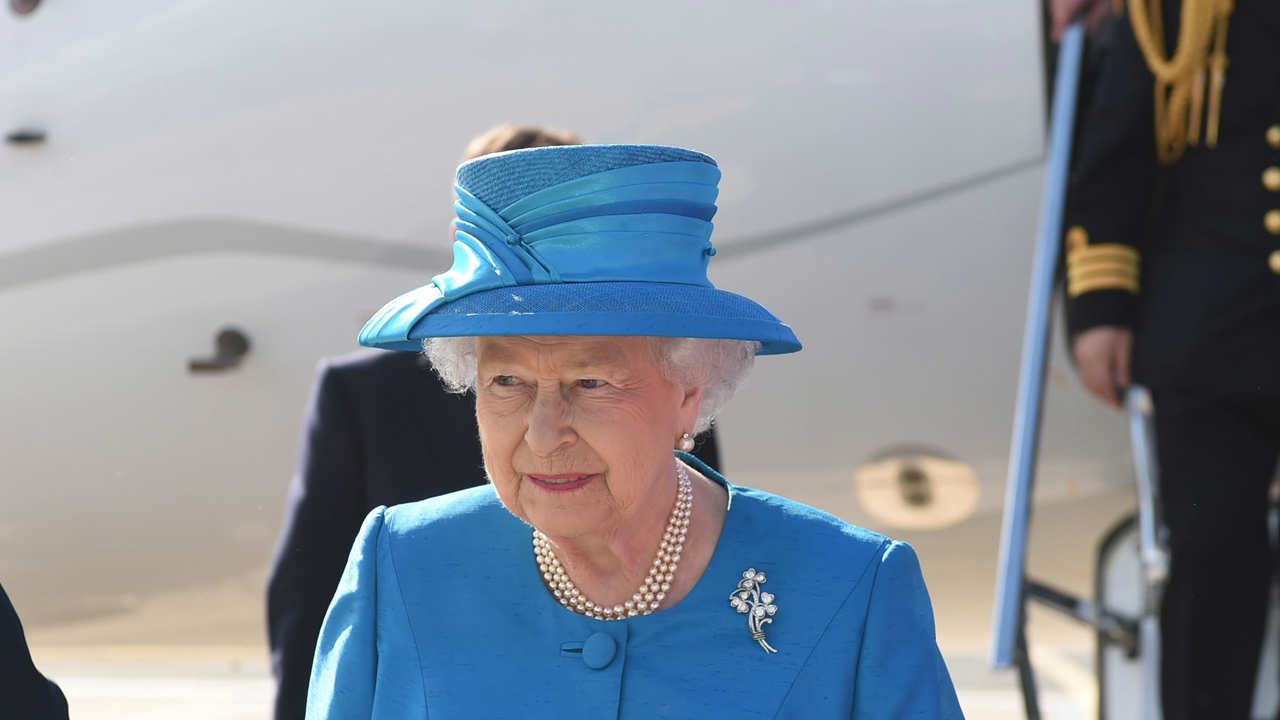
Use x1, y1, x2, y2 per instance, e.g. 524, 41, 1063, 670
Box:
677, 432, 696, 452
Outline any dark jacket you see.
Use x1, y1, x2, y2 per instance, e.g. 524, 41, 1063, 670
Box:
266, 349, 721, 720
0, 583, 68, 720
1063, 3, 1280, 394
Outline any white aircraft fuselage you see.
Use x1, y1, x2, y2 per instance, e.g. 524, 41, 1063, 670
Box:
1, 0, 1135, 705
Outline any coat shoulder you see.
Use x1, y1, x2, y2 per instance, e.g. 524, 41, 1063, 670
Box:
728, 484, 893, 585
381, 485, 520, 548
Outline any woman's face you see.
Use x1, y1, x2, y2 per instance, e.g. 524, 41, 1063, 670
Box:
474, 335, 702, 539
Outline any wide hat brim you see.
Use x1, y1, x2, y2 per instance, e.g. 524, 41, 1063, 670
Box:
359, 280, 801, 355
358, 144, 801, 355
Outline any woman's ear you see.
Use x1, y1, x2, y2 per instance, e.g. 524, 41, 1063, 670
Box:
677, 384, 704, 434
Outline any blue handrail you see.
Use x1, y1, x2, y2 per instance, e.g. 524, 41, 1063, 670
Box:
990, 20, 1086, 668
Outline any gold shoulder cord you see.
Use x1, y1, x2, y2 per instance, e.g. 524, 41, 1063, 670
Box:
1124, 0, 1233, 164
1065, 0, 1231, 298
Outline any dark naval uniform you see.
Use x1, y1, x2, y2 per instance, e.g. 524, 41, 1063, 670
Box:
1063, 3, 1280, 718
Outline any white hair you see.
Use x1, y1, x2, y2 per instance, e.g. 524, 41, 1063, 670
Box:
423, 336, 759, 435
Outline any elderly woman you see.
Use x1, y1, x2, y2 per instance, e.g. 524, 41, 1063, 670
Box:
307, 145, 963, 718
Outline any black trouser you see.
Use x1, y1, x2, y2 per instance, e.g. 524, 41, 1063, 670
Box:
1153, 387, 1280, 720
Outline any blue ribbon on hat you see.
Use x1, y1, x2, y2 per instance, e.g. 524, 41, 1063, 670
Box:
359, 160, 723, 346
438, 160, 721, 296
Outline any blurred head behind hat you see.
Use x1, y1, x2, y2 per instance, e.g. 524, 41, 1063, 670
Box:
462, 124, 583, 161
451, 124, 583, 244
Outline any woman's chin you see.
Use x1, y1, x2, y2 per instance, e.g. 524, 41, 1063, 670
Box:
525, 506, 607, 540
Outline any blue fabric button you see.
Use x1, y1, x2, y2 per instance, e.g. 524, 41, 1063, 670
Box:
581, 632, 616, 670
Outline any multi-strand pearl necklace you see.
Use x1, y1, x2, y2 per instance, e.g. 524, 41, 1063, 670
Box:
532, 463, 693, 620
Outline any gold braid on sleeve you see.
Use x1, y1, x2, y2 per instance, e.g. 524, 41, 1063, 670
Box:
1123, 0, 1233, 164
1065, 227, 1140, 297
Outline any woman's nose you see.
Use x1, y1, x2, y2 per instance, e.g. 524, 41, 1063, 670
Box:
524, 386, 575, 456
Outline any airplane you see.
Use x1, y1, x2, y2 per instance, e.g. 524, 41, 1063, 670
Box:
4, 0, 1266, 718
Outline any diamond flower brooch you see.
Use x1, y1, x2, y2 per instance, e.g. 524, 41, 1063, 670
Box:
729, 568, 778, 653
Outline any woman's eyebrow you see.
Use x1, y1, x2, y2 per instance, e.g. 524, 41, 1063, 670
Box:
477, 345, 527, 367
560, 343, 627, 371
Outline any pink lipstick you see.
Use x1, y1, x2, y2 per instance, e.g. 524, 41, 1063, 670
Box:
526, 473, 597, 493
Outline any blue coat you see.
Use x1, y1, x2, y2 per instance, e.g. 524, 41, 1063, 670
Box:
306, 458, 963, 719
268, 351, 722, 720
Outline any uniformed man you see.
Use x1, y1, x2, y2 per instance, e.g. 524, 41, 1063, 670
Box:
1062, 1, 1280, 717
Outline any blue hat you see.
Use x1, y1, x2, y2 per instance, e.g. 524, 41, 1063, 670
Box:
358, 145, 801, 355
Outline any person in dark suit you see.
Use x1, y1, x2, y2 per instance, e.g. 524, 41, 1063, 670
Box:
1, 582, 68, 720
266, 124, 723, 720
1062, 3, 1280, 717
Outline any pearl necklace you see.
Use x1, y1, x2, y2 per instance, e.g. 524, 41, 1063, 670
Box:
532, 463, 693, 620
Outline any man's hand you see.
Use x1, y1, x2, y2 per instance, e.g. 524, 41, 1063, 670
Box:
1072, 325, 1133, 408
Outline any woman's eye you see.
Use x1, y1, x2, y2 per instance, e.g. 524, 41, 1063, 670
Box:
494, 375, 519, 387
577, 378, 604, 389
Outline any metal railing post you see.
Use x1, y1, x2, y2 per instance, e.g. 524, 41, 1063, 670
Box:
1126, 385, 1166, 720
991, 20, 1086, 673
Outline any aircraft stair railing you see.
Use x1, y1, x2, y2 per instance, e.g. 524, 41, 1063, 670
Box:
996, 386, 1166, 720
989, 17, 1172, 719
1122, 385, 1169, 720
988, 18, 1085, 720
1020, 578, 1139, 658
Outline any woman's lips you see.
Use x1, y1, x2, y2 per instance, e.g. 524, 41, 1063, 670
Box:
526, 473, 597, 493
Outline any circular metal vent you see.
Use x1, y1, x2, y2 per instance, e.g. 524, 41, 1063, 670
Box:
853, 449, 980, 531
